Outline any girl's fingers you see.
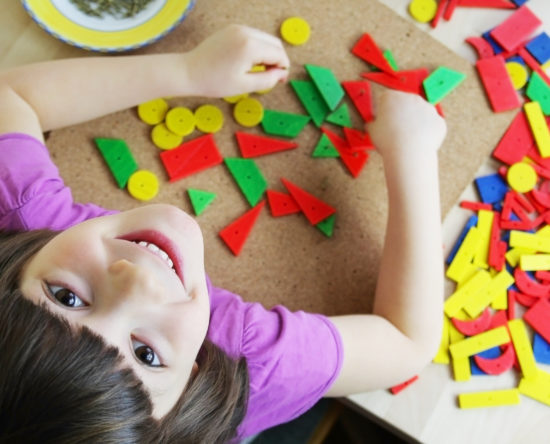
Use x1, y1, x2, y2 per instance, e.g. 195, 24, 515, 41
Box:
244, 68, 288, 92
249, 40, 290, 70
242, 25, 286, 49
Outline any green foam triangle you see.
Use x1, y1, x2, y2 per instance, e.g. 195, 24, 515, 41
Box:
290, 79, 330, 127
326, 103, 352, 127
526, 72, 550, 115
224, 158, 267, 207
316, 214, 336, 237
423, 66, 466, 104
312, 133, 339, 158
261, 109, 310, 138
95, 138, 138, 188
305, 64, 345, 111
188, 188, 216, 215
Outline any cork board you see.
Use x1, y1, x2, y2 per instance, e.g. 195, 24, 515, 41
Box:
45, 0, 516, 315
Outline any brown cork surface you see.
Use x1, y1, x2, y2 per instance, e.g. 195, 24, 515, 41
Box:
46, 0, 516, 315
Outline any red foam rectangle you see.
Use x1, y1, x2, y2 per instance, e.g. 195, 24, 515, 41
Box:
459, 0, 516, 8
476, 55, 521, 112
490, 5, 542, 52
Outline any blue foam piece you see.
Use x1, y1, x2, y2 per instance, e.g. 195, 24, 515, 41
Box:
482, 30, 504, 55
511, 0, 529, 5
533, 333, 550, 364
446, 215, 478, 265
506, 55, 526, 66
475, 173, 509, 204
526, 32, 550, 65
471, 347, 502, 375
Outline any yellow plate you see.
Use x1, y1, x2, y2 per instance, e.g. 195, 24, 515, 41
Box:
22, 0, 195, 52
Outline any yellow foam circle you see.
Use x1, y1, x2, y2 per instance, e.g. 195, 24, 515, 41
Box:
506, 61, 529, 90
138, 98, 169, 125
127, 170, 159, 201
151, 123, 183, 150
195, 104, 224, 133
165, 107, 195, 136
234, 98, 264, 127
507, 162, 538, 193
408, 0, 438, 23
223, 93, 249, 104
280, 17, 311, 46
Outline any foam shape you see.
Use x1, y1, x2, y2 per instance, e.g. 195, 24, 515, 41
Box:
493, 110, 534, 165
524, 101, 550, 157
519, 47, 550, 90
423, 66, 466, 104
446, 215, 478, 265
526, 32, 550, 65
187, 189, 216, 216
194, 104, 224, 133
431, 0, 448, 28
533, 333, 550, 364
466, 37, 495, 60
361, 68, 429, 94
224, 158, 267, 207
127, 170, 159, 201
449, 326, 510, 359
266, 190, 301, 217
408, 0, 437, 23
488, 214, 506, 271
474, 173, 509, 203
482, 29, 504, 55
261, 109, 311, 138
507, 162, 538, 193
165, 106, 195, 136
390, 375, 419, 395
351, 33, 396, 75
514, 268, 550, 298
458, 389, 520, 409
443, 0, 459, 20
321, 127, 369, 178
234, 98, 264, 128
520, 254, 550, 271
290, 79, 330, 127
343, 127, 374, 151
219, 201, 265, 256
280, 16, 310, 46
326, 103, 352, 127
160, 134, 223, 182
490, 5, 542, 52
444, 270, 492, 318
506, 61, 529, 90
312, 133, 339, 158
508, 318, 538, 379
509, 230, 550, 252
433, 315, 451, 364
464, 269, 514, 318
281, 177, 336, 225
316, 214, 336, 237
446, 226, 482, 282
473, 343, 515, 375
383, 49, 399, 71
449, 323, 471, 381
519, 369, 550, 406
235, 132, 297, 158
452, 307, 492, 336
524, 298, 550, 343
342, 80, 374, 122
459, 0, 518, 7
94, 138, 138, 189
526, 72, 550, 116
137, 98, 168, 125
304, 64, 345, 111
476, 55, 521, 112
473, 209, 494, 269
151, 123, 183, 150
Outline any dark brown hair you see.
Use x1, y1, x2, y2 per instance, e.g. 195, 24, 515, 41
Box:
0, 229, 249, 443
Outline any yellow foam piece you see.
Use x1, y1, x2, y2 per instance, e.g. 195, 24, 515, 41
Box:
137, 98, 169, 125
127, 170, 159, 201
536, 225, 550, 237
449, 323, 470, 381
449, 326, 510, 359
165, 106, 195, 136
151, 123, 183, 150
433, 315, 451, 364
223, 93, 249, 104
234, 97, 264, 127
458, 389, 520, 409
524, 101, 550, 158
444, 269, 491, 318
473, 210, 493, 269
506, 246, 535, 267
195, 104, 224, 133
464, 269, 514, 318
491, 287, 508, 310
509, 230, 550, 253
520, 254, 550, 270
446, 227, 482, 282
408, 0, 438, 23
519, 369, 550, 406
507, 162, 538, 193
280, 17, 311, 46
506, 61, 529, 90
508, 319, 538, 380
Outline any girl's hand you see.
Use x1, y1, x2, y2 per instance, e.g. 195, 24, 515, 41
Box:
367, 90, 447, 160
183, 25, 290, 98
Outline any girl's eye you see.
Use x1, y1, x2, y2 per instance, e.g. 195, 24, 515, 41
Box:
132, 338, 162, 368
46, 284, 87, 308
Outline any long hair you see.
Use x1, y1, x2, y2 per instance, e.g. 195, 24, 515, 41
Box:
0, 229, 249, 443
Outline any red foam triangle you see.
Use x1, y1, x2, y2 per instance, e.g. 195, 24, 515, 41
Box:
351, 33, 396, 76
219, 201, 265, 256
342, 80, 374, 122
280, 178, 336, 225
343, 127, 374, 151
361, 69, 429, 94
321, 127, 369, 178
266, 190, 301, 216
235, 132, 298, 158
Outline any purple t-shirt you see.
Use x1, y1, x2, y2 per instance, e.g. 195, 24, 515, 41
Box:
0, 133, 344, 438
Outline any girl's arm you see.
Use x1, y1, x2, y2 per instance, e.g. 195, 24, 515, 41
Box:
0, 25, 289, 143
326, 91, 447, 396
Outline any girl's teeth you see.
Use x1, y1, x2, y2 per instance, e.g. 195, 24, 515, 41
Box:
134, 241, 175, 271
147, 243, 160, 253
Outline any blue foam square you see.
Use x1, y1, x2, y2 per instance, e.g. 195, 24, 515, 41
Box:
475, 173, 509, 204
482, 30, 503, 55
526, 32, 550, 66
511, 0, 529, 5
533, 333, 550, 364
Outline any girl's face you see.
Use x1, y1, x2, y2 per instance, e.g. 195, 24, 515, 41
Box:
19, 204, 210, 419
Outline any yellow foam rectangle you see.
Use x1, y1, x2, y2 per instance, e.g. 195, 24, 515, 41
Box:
473, 210, 493, 269
464, 269, 514, 318
524, 101, 550, 158
444, 270, 491, 318
449, 326, 510, 359
446, 227, 481, 282
449, 323, 470, 382
508, 319, 538, 380
520, 254, 550, 271
509, 231, 550, 253
491, 288, 508, 310
433, 315, 451, 364
458, 389, 520, 409
519, 370, 550, 406
506, 246, 536, 267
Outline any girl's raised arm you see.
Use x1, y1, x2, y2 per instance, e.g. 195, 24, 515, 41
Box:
0, 25, 289, 142
326, 91, 447, 396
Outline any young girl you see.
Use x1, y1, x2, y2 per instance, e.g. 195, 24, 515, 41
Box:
0, 25, 446, 443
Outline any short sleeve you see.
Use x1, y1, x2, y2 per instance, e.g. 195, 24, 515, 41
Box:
0, 133, 114, 231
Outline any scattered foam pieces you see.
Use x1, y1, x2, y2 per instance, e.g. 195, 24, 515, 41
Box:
422, 66, 466, 104
151, 123, 183, 150
235, 132, 298, 158
304, 64, 344, 111
490, 5, 542, 52
507, 162, 538, 193
408, 0, 438, 23
194, 104, 224, 133
281, 177, 336, 225
127, 170, 159, 201
312, 133, 339, 158
138, 98, 169, 125
524, 101, 550, 158
94, 138, 138, 188
449, 326, 510, 359
280, 17, 311, 46
165, 106, 196, 136
326, 103, 352, 127
187, 188, 216, 216
219, 201, 265, 256
234, 97, 264, 127
261, 109, 311, 138
351, 33, 396, 76
458, 389, 520, 409
224, 158, 268, 207
508, 318, 538, 380
266, 190, 301, 217
342, 80, 374, 122
444, 269, 492, 318
290, 79, 330, 127
476, 55, 521, 112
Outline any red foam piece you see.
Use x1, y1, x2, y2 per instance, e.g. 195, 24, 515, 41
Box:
390, 375, 419, 395
531, 189, 550, 209
459, 201, 493, 211
466, 37, 495, 60
160, 134, 223, 182
266, 190, 300, 217
343, 127, 374, 151
474, 342, 515, 375
508, 290, 516, 320
351, 33, 396, 76
342, 80, 374, 122
321, 127, 369, 178
459, 0, 516, 7
514, 268, 550, 298
235, 132, 298, 158
431, 0, 448, 28
476, 55, 521, 112
524, 298, 550, 344
280, 178, 336, 225
493, 110, 534, 164
518, 47, 550, 88
535, 270, 550, 284
490, 5, 542, 52
451, 307, 492, 336
443, 0, 459, 20
219, 201, 265, 256
361, 69, 429, 94
488, 214, 506, 271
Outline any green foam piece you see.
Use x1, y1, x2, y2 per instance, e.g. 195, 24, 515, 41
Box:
304, 64, 345, 111
290, 79, 330, 127
312, 133, 339, 158
261, 109, 310, 138
316, 214, 336, 237
224, 158, 267, 207
326, 103, 352, 127
526, 72, 550, 115
383, 49, 399, 71
188, 188, 216, 216
94, 138, 138, 188
423, 66, 466, 104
